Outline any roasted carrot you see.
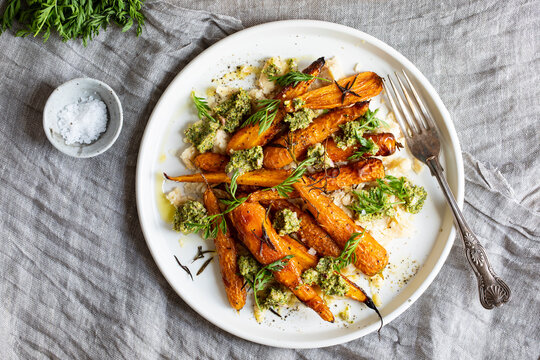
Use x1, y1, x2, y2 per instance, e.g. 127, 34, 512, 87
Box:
284, 71, 383, 111
227, 58, 326, 152
279, 234, 319, 269
164, 169, 290, 187
229, 201, 334, 322
191, 134, 397, 174
324, 133, 401, 162
277, 231, 372, 304
203, 188, 246, 310
292, 178, 389, 276
307, 158, 385, 192
194, 153, 229, 172
164, 157, 383, 191
247, 188, 300, 202
262, 199, 341, 258
275, 57, 327, 101
263, 102, 370, 169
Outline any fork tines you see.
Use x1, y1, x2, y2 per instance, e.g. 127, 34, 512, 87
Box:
383, 70, 437, 139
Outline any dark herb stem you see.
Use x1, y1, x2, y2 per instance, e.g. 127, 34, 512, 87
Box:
174, 255, 193, 281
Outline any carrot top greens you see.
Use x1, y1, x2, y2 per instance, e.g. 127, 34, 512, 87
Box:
0, 0, 145, 45
242, 99, 281, 135
191, 91, 217, 123
348, 175, 427, 221
270, 156, 316, 197
268, 70, 330, 87
243, 255, 294, 310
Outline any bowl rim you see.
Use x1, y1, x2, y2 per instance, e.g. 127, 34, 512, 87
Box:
42, 77, 123, 158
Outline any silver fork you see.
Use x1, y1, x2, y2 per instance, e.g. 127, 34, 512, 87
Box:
383, 71, 510, 309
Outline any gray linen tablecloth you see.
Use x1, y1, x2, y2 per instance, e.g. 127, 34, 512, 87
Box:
0, 0, 538, 358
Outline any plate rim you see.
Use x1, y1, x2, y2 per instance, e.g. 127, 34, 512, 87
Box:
135, 19, 464, 348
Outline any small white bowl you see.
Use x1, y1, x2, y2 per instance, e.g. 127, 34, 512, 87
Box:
43, 78, 123, 158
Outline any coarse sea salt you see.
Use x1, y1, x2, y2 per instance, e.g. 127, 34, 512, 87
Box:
57, 96, 108, 145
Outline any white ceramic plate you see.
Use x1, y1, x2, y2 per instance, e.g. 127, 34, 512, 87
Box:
136, 20, 464, 348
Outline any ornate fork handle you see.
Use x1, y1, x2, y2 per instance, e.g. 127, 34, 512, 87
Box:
426, 157, 511, 309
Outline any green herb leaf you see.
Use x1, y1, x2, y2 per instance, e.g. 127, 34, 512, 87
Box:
357, 109, 386, 132
348, 175, 427, 220
227, 169, 241, 198
242, 99, 280, 135
348, 137, 380, 160
188, 170, 249, 239
221, 169, 248, 213
333, 231, 366, 272
191, 91, 217, 123
0, 0, 146, 45
270, 156, 316, 197
0, 0, 20, 32
347, 187, 400, 221
248, 255, 294, 310
184, 213, 223, 240
377, 175, 427, 214
268, 71, 330, 87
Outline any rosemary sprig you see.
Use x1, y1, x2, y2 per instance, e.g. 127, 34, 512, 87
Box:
246, 255, 294, 310
268, 307, 282, 318
333, 231, 366, 272
242, 99, 281, 135
174, 255, 193, 281
334, 75, 361, 104
196, 256, 214, 276
271, 156, 316, 197
252, 205, 275, 254
268, 71, 330, 87
191, 91, 217, 123
192, 246, 215, 262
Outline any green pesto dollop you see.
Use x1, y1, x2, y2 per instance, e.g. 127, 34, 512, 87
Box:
292, 98, 305, 110
351, 188, 396, 222
261, 287, 290, 309
362, 138, 380, 156
173, 200, 207, 234
238, 255, 261, 283
213, 89, 251, 133
284, 108, 316, 131
263, 58, 281, 78
184, 119, 220, 153
301, 268, 319, 285
302, 257, 349, 296
334, 121, 363, 149
349, 176, 427, 221
402, 179, 427, 214
283, 98, 306, 112
225, 146, 264, 175
334, 108, 382, 149
336, 130, 379, 157
306, 143, 332, 169
273, 208, 301, 236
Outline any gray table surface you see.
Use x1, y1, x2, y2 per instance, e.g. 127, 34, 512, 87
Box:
0, 0, 539, 359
